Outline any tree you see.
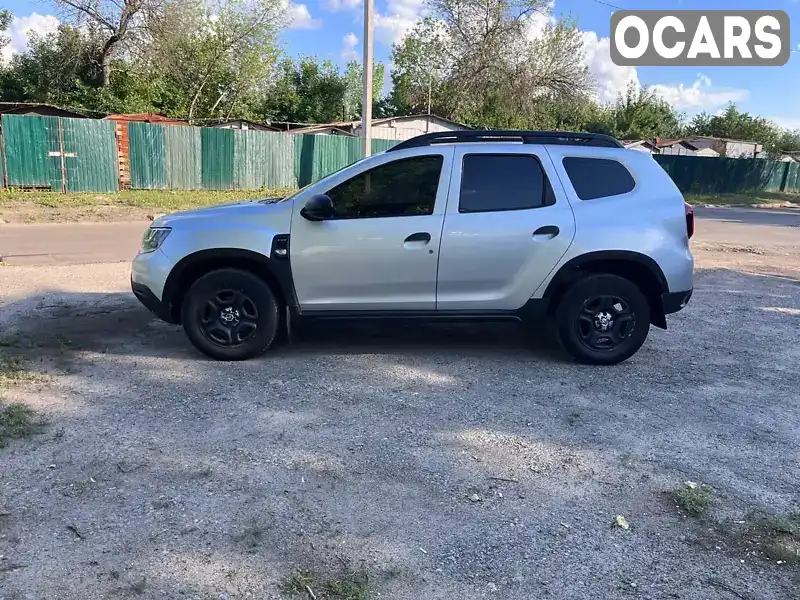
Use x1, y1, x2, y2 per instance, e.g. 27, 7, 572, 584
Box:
390, 0, 592, 127
610, 82, 685, 140
258, 57, 349, 123
53, 0, 163, 87
147, 0, 283, 121
343, 60, 385, 120
689, 103, 780, 156
0, 9, 12, 55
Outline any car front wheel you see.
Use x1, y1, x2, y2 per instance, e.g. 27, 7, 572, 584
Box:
554, 274, 651, 365
181, 268, 280, 361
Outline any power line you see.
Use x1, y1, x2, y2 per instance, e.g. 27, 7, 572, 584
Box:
590, 0, 623, 9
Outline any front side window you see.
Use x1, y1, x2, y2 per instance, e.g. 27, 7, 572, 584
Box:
562, 157, 636, 200
325, 155, 443, 219
458, 154, 554, 213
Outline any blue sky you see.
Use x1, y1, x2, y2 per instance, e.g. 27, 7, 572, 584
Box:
3, 0, 800, 128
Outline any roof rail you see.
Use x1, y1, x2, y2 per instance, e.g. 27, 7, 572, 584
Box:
387, 130, 624, 152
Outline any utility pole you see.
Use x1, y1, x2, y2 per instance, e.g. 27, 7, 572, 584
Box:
362, 0, 374, 157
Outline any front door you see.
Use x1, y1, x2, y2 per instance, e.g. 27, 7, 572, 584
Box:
290, 148, 453, 311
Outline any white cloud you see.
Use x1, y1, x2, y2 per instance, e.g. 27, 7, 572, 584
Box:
323, 0, 361, 11
581, 31, 639, 103
0, 13, 60, 65
341, 32, 359, 61
286, 3, 323, 29
766, 116, 800, 131
374, 0, 427, 45
649, 75, 749, 110
521, 2, 555, 40
579, 31, 748, 112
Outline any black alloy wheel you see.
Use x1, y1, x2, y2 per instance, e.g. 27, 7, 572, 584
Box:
181, 268, 279, 361
575, 294, 634, 352
199, 289, 260, 347
554, 274, 651, 365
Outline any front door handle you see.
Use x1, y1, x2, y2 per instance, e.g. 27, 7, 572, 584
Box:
404, 232, 431, 243
532, 225, 560, 240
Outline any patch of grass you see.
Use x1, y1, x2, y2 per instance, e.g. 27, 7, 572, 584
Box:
742, 512, 800, 564
0, 353, 28, 386
0, 188, 295, 212
281, 566, 370, 600
0, 403, 37, 448
674, 482, 715, 516
685, 191, 800, 207
150, 495, 174, 510
130, 576, 147, 594
196, 463, 214, 478
234, 519, 265, 552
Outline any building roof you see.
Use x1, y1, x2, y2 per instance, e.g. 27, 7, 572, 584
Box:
622, 139, 657, 148
0, 102, 95, 118
199, 118, 281, 131
654, 138, 699, 150
104, 113, 189, 125
685, 135, 761, 145
287, 114, 470, 135
287, 125, 357, 136
367, 114, 471, 129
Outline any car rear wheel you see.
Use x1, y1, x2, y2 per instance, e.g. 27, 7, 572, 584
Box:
181, 268, 279, 361
554, 274, 650, 365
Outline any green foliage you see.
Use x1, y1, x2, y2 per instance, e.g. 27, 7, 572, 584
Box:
609, 82, 685, 140
674, 482, 714, 516
260, 57, 349, 123
0, 9, 11, 51
0, 403, 37, 448
256, 57, 386, 124
688, 103, 800, 156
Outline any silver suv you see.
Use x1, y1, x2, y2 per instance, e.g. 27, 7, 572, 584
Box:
131, 130, 694, 365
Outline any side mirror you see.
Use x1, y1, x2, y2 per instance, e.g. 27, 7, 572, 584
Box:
300, 194, 335, 221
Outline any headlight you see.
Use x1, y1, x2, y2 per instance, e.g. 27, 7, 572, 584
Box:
140, 227, 171, 253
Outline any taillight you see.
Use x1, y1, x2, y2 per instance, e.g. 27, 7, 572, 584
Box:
684, 201, 694, 239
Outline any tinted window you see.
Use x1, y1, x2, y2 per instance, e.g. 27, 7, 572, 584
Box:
459, 154, 553, 213
562, 157, 635, 200
326, 155, 443, 219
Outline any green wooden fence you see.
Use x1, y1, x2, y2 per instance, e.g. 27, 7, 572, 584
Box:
3, 112, 800, 195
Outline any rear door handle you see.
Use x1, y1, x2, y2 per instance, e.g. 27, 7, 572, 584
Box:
404, 232, 431, 243
532, 225, 560, 239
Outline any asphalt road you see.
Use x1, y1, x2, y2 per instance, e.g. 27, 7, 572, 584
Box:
0, 206, 798, 266
0, 221, 147, 265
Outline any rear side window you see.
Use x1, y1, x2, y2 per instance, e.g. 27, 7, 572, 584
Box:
562, 157, 635, 200
459, 154, 555, 213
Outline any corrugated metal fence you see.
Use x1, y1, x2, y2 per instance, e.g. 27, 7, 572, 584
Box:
0, 114, 118, 191
653, 154, 800, 194
3, 112, 800, 195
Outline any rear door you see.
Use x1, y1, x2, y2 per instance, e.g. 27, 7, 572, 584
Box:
436, 145, 576, 311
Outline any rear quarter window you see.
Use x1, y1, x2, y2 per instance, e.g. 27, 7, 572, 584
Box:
562, 157, 635, 200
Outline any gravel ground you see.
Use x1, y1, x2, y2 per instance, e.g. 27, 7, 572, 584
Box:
0, 242, 798, 600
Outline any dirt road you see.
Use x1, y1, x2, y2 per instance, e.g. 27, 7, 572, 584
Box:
0, 219, 799, 599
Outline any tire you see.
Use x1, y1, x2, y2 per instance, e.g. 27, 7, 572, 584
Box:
554, 274, 650, 365
181, 268, 280, 361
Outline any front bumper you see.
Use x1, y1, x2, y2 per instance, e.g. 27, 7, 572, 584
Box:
132, 279, 175, 323
662, 288, 693, 315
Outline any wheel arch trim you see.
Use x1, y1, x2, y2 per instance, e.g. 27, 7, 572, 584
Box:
542, 250, 669, 299
162, 244, 297, 319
